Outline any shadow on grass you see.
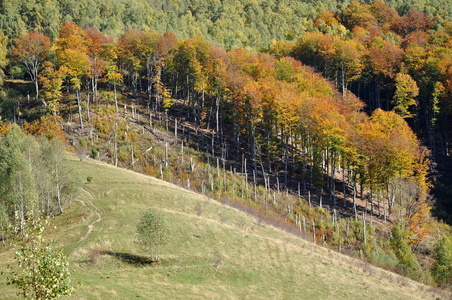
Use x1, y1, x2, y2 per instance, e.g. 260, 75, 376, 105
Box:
103, 251, 154, 265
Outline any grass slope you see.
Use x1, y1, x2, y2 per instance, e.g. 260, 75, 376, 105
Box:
0, 155, 441, 299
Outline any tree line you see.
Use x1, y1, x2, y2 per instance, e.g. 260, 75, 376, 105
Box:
0, 0, 451, 51
0, 120, 81, 245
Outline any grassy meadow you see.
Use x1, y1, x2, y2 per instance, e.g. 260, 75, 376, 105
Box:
0, 155, 444, 299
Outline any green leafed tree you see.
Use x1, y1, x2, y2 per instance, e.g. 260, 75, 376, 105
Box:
38, 61, 67, 116
390, 222, 421, 276
136, 209, 168, 262
39, 137, 81, 215
0, 32, 8, 85
393, 72, 419, 118
0, 124, 36, 236
432, 236, 452, 286
8, 215, 74, 299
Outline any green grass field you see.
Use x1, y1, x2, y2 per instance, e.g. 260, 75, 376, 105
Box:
0, 155, 444, 299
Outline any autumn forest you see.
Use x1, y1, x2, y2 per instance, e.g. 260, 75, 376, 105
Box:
1, 0, 452, 292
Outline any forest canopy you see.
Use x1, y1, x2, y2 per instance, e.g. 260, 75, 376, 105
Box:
3, 21, 431, 232
0, 0, 451, 50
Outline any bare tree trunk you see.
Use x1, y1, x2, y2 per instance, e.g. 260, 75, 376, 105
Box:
35, 79, 40, 104
363, 210, 366, 244
86, 81, 90, 122
114, 84, 118, 113
303, 147, 307, 191
341, 62, 346, 99
241, 154, 244, 199
252, 131, 257, 180
284, 134, 289, 186
165, 142, 168, 167
303, 216, 306, 235
330, 152, 336, 206
343, 162, 346, 207
353, 172, 357, 220
114, 123, 118, 167
133, 72, 138, 100
370, 185, 373, 225
77, 88, 83, 129
56, 182, 63, 214
312, 220, 316, 244
1, 221, 5, 246
215, 94, 219, 133
92, 77, 97, 104
147, 60, 152, 107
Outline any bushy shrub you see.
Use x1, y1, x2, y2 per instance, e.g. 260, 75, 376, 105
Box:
390, 222, 421, 276
23, 115, 67, 143
78, 138, 87, 148
92, 148, 98, 159
432, 236, 452, 286
369, 247, 398, 271
8, 65, 25, 79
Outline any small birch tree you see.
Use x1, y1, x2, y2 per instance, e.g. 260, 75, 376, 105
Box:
136, 209, 168, 262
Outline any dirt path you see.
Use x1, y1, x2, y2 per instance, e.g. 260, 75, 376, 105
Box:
78, 189, 102, 241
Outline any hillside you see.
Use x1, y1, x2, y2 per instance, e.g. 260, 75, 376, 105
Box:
1, 0, 452, 296
0, 155, 445, 299
1, 12, 451, 286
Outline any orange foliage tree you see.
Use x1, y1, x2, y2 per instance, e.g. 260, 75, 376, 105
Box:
54, 22, 90, 129
12, 31, 51, 104
38, 61, 67, 115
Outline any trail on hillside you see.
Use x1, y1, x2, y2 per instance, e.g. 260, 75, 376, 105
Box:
77, 189, 102, 242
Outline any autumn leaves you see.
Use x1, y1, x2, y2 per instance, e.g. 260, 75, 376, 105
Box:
9, 20, 429, 228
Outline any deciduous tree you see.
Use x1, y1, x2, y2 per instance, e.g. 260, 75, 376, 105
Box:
0, 32, 8, 85
12, 31, 51, 104
432, 236, 452, 286
136, 209, 168, 262
84, 26, 111, 103
8, 215, 74, 299
393, 73, 419, 118
54, 22, 90, 129
38, 61, 67, 115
